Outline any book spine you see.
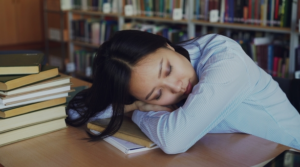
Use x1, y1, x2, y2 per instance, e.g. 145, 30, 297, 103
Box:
268, 44, 273, 75
273, 56, 279, 77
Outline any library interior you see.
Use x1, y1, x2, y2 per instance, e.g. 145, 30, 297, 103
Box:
0, 0, 300, 166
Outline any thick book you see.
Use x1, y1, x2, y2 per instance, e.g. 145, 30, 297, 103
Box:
0, 65, 59, 91
88, 116, 156, 148
0, 84, 71, 105
0, 97, 66, 118
103, 136, 158, 154
0, 105, 66, 133
0, 75, 71, 97
0, 118, 67, 147
0, 92, 69, 110
0, 53, 43, 75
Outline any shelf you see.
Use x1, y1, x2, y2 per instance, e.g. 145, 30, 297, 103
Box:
72, 40, 100, 49
71, 9, 119, 17
47, 38, 69, 43
45, 9, 69, 13
123, 15, 188, 24
192, 20, 292, 34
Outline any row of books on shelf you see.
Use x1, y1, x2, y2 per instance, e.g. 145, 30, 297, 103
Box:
72, 20, 188, 45
123, 22, 188, 43
70, 0, 294, 27
122, 0, 188, 19
74, 50, 96, 77
194, 0, 292, 27
72, 0, 188, 20
0, 53, 72, 147
72, 0, 119, 13
72, 19, 118, 45
240, 37, 291, 78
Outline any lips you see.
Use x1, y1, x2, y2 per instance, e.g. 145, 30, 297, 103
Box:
184, 81, 192, 95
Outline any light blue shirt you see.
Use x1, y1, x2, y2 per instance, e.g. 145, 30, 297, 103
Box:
68, 34, 300, 154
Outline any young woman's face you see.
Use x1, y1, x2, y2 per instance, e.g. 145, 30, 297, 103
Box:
129, 45, 198, 106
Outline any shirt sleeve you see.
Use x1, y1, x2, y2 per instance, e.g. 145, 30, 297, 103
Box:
67, 104, 113, 122
132, 50, 252, 154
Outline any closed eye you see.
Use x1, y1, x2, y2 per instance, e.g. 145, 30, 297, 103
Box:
168, 65, 172, 76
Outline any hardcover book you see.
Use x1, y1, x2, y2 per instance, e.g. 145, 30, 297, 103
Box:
0, 105, 66, 133
88, 116, 156, 148
0, 84, 71, 105
0, 97, 66, 118
0, 53, 43, 75
0, 75, 71, 97
0, 65, 59, 91
0, 92, 69, 110
102, 136, 158, 154
0, 118, 67, 147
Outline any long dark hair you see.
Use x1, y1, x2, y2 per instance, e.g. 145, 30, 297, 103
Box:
66, 30, 190, 141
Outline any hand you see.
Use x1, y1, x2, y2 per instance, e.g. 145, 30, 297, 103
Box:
134, 101, 178, 112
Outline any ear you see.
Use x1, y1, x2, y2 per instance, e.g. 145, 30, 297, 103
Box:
166, 43, 175, 51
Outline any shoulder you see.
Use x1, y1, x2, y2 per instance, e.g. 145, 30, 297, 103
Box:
181, 34, 237, 56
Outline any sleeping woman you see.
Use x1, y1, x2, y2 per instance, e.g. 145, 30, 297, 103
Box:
66, 30, 300, 154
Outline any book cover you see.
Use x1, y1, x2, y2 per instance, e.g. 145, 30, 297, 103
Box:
103, 136, 158, 154
296, 46, 300, 71
0, 97, 66, 118
0, 75, 71, 97
273, 57, 279, 77
0, 118, 67, 147
0, 92, 68, 110
88, 116, 156, 148
0, 105, 66, 133
0, 53, 43, 75
267, 44, 274, 75
0, 65, 59, 91
0, 84, 71, 105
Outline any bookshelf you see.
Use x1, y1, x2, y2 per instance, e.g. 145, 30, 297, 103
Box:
44, 0, 72, 73
64, 0, 299, 80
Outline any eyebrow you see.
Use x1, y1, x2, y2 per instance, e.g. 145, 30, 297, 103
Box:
145, 58, 163, 100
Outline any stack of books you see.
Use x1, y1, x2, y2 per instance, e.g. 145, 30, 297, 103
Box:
0, 53, 72, 147
88, 116, 159, 154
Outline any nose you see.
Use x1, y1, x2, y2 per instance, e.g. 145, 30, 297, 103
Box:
163, 77, 182, 94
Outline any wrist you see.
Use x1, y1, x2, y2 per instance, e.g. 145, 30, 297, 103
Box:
124, 102, 137, 113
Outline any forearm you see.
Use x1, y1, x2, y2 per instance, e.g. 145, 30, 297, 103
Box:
124, 103, 137, 113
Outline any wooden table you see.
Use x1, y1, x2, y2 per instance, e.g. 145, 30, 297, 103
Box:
0, 77, 290, 167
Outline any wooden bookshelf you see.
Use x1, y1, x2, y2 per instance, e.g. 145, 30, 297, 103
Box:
65, 0, 299, 81
192, 20, 292, 34
72, 40, 99, 49
123, 15, 188, 24
71, 9, 119, 17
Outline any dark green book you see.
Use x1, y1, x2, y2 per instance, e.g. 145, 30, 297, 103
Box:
0, 65, 59, 91
0, 53, 44, 75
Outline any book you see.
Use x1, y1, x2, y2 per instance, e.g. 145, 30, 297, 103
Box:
4, 90, 72, 106
0, 84, 71, 105
0, 65, 59, 91
88, 116, 156, 148
0, 53, 43, 75
0, 75, 71, 97
103, 136, 158, 154
0, 97, 66, 118
0, 118, 67, 147
0, 105, 66, 133
0, 92, 69, 110
66, 85, 88, 103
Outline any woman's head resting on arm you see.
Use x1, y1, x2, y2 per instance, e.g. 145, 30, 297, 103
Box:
129, 43, 198, 106
66, 30, 198, 140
